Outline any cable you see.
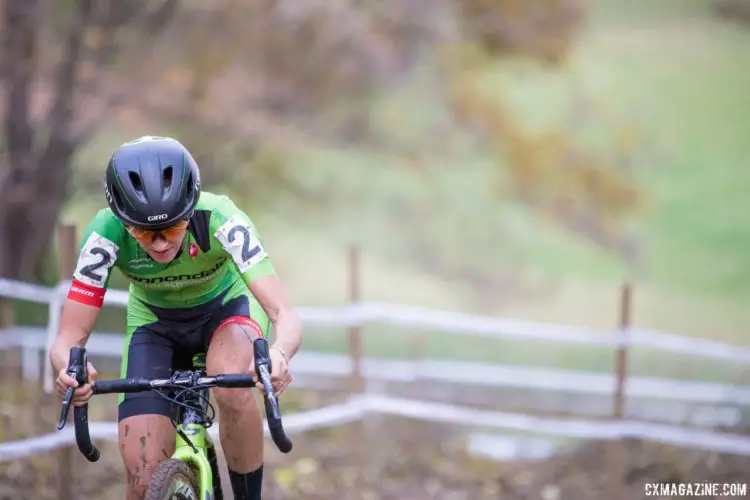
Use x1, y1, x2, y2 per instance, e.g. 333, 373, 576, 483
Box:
152, 383, 217, 430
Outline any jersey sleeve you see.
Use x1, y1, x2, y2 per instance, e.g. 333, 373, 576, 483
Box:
210, 195, 277, 285
67, 209, 124, 308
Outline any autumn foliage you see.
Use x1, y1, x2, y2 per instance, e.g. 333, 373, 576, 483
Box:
1, 0, 642, 282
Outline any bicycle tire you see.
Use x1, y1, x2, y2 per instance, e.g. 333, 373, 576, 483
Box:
145, 459, 199, 500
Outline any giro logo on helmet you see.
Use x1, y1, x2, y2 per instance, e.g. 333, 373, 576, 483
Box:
147, 214, 168, 222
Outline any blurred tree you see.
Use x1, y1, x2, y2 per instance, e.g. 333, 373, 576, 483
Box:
0, 0, 420, 283
129, 0, 398, 143
67, 0, 437, 213
0, 0, 178, 279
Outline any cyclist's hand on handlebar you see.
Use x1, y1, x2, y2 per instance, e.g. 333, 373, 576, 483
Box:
269, 346, 292, 395
55, 361, 98, 407
251, 346, 292, 396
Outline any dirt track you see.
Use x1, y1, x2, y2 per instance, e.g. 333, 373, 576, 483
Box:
1, 380, 750, 499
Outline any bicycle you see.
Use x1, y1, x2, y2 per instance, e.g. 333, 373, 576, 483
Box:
56, 337, 293, 500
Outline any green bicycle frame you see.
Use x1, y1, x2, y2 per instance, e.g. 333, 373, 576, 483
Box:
169, 354, 221, 500
174, 422, 215, 499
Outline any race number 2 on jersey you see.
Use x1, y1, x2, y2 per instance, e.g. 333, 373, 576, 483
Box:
68, 231, 119, 307
214, 216, 267, 273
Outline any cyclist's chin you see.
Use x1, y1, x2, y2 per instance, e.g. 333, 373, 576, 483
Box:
146, 247, 178, 263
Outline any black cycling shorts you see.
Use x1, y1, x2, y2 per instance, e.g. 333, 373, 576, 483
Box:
117, 289, 269, 422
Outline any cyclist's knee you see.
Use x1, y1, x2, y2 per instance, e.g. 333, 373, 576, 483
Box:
118, 415, 175, 497
207, 321, 258, 368
207, 322, 260, 413
213, 382, 257, 414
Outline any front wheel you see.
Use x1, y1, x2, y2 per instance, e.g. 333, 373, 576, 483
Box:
146, 459, 199, 500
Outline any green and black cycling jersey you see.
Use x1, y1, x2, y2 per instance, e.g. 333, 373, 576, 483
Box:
67, 191, 275, 332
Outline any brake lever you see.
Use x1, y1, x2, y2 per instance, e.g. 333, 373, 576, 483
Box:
253, 338, 276, 398
56, 388, 75, 431
56, 346, 88, 431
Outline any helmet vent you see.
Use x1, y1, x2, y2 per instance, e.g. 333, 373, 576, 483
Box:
162, 166, 173, 196
185, 173, 194, 201
112, 186, 126, 212
129, 171, 144, 194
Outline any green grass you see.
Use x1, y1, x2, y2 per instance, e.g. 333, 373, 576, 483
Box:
583, 14, 750, 295
462, 1, 750, 339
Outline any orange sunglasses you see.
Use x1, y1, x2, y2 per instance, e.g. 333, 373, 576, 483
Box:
128, 219, 189, 243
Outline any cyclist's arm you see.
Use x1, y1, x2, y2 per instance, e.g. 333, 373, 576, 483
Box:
49, 210, 121, 373
249, 275, 302, 360
50, 300, 100, 375
212, 196, 302, 359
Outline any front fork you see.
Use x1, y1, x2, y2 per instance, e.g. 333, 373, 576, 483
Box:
172, 427, 223, 500
174, 369, 224, 500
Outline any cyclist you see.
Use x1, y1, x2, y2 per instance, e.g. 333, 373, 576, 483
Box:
48, 136, 302, 500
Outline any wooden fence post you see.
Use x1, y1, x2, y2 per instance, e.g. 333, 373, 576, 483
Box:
608, 282, 632, 500
57, 223, 77, 500
0, 253, 19, 378
347, 245, 367, 488
0, 274, 18, 376
613, 282, 631, 419
347, 245, 364, 393
0, 300, 15, 329
0, 277, 17, 452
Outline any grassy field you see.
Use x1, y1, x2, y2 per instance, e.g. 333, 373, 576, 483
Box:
30, 0, 748, 384
462, 0, 750, 337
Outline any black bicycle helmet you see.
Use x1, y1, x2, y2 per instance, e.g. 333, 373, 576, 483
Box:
104, 136, 201, 230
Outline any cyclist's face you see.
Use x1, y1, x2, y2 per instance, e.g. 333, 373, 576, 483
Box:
127, 220, 189, 263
